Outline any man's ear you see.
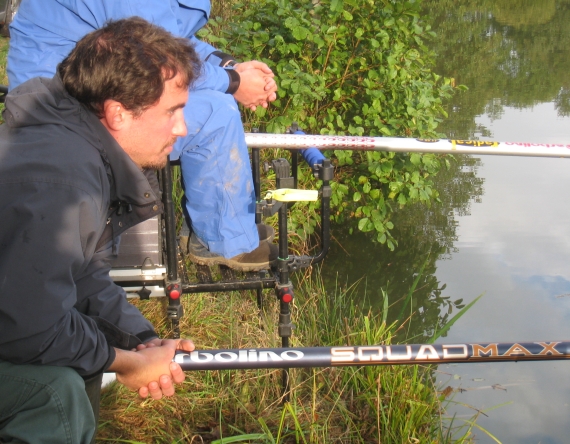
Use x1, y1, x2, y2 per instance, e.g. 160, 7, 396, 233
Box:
100, 99, 131, 131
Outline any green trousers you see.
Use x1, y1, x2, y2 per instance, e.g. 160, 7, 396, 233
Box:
0, 360, 99, 443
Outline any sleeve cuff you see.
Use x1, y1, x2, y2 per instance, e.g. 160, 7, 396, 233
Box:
101, 345, 117, 373
137, 329, 159, 343
225, 69, 240, 95
205, 50, 237, 67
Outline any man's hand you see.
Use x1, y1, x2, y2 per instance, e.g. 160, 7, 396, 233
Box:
138, 361, 186, 399
233, 60, 278, 111
110, 338, 195, 400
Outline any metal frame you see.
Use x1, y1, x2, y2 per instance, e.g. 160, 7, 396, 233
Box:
108, 132, 333, 352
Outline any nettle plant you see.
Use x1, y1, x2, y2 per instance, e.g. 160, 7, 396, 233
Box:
201, 0, 456, 249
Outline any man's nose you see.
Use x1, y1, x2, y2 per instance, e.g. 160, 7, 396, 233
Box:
173, 109, 187, 138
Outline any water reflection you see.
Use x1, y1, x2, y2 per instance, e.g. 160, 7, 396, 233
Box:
321, 153, 484, 342
321, 0, 570, 442
435, 148, 570, 443
428, 0, 570, 440
424, 0, 570, 138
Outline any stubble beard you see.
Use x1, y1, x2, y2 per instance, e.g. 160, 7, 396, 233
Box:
142, 157, 168, 170
140, 138, 177, 170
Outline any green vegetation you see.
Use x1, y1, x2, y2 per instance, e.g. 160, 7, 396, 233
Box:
97, 278, 476, 443
0, 0, 483, 440
201, 0, 460, 250
0, 37, 7, 84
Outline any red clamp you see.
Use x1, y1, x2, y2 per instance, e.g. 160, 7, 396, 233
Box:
278, 285, 293, 303
166, 282, 181, 300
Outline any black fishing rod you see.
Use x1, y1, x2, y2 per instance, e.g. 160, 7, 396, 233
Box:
174, 340, 570, 371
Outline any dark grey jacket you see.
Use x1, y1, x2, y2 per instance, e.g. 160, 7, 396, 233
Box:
0, 76, 162, 376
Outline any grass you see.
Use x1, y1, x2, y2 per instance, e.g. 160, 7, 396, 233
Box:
97, 276, 464, 443
0, 36, 8, 121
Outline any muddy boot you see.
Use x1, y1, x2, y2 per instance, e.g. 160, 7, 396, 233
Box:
187, 233, 278, 271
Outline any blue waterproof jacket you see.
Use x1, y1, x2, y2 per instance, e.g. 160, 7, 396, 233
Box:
8, 0, 229, 92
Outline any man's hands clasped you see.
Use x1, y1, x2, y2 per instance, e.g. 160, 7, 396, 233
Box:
232, 60, 278, 111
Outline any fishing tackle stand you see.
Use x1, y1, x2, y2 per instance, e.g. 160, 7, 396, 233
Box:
109, 128, 334, 395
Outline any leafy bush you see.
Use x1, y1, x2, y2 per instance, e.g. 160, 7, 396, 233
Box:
202, 0, 456, 248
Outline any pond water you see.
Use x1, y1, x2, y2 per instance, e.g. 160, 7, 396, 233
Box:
435, 109, 570, 443
321, 1, 570, 442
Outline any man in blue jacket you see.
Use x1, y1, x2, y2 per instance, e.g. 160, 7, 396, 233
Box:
0, 17, 200, 442
8, 0, 279, 271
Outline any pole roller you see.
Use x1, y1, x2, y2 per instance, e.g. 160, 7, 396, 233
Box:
245, 133, 570, 158
175, 340, 570, 371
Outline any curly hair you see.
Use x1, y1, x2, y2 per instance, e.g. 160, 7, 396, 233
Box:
58, 17, 202, 117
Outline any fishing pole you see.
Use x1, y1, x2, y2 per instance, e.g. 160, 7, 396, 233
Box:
245, 133, 570, 158
175, 340, 570, 371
